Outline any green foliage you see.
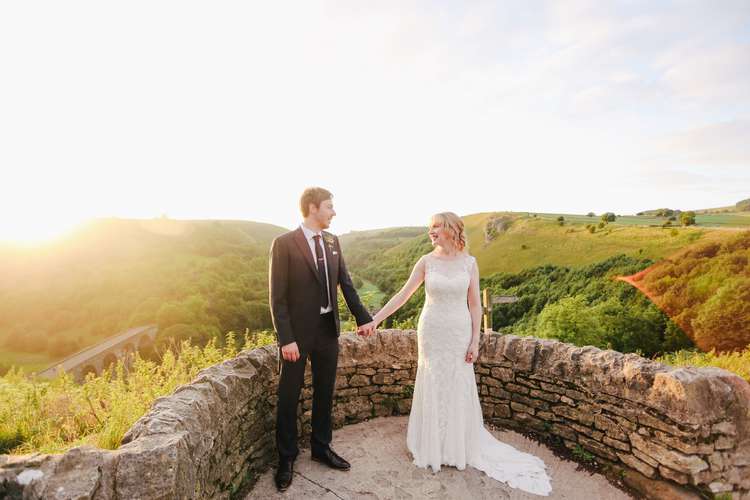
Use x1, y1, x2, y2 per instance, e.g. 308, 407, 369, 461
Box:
0, 219, 282, 367
572, 444, 596, 464
642, 230, 750, 352
342, 230, 432, 326
0, 331, 275, 454
658, 347, 750, 382
481, 255, 692, 357
352, 275, 364, 289
680, 211, 696, 226
601, 212, 616, 223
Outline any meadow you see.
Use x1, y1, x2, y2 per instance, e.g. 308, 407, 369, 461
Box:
533, 211, 750, 228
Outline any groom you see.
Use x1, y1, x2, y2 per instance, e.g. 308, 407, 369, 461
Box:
268, 187, 376, 492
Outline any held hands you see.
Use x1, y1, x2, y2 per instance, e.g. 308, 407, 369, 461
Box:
465, 341, 479, 364
357, 320, 378, 337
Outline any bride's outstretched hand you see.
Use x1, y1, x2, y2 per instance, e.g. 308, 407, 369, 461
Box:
357, 320, 378, 337
465, 341, 479, 363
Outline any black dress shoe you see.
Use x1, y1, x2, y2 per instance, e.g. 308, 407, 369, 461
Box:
274, 457, 294, 492
311, 447, 351, 471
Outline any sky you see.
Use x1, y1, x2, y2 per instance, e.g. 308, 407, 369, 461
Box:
1, 0, 749, 242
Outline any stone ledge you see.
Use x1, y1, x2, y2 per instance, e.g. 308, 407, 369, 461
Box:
1, 330, 748, 499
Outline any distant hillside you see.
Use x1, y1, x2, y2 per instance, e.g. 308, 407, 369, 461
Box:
639, 196, 750, 215
0, 218, 287, 373
341, 212, 744, 341
343, 211, 742, 279
339, 226, 425, 271
623, 230, 750, 353
466, 212, 740, 276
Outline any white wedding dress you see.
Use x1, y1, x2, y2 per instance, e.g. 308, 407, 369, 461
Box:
406, 253, 552, 496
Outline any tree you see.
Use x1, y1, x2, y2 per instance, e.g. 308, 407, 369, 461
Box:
601, 212, 616, 223
556, 216, 565, 226
693, 278, 750, 352
587, 212, 595, 217
680, 211, 696, 226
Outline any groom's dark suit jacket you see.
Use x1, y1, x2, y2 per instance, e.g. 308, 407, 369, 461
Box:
269, 227, 372, 352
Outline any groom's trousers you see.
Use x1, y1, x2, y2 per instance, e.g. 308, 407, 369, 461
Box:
276, 310, 339, 460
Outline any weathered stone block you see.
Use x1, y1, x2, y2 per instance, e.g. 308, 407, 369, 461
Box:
372, 373, 395, 385
653, 430, 713, 455
483, 376, 503, 387
603, 436, 630, 452
552, 405, 595, 426
491, 367, 514, 382
348, 374, 370, 387
529, 389, 560, 403
510, 402, 535, 415
630, 433, 709, 476
506, 383, 530, 395
617, 451, 656, 478
511, 393, 550, 411
578, 435, 618, 461
659, 465, 689, 485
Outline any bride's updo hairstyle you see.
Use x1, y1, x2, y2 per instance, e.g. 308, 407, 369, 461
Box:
431, 212, 467, 252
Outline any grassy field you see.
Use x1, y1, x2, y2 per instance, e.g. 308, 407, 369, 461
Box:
0, 350, 56, 374
532, 211, 750, 228
463, 212, 735, 276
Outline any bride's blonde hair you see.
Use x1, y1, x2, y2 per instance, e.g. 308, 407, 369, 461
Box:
431, 212, 467, 252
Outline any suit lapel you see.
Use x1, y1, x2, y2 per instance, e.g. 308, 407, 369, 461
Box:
323, 232, 338, 304
293, 227, 323, 284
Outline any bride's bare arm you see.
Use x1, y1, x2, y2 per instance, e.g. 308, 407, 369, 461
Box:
467, 258, 482, 346
372, 257, 426, 326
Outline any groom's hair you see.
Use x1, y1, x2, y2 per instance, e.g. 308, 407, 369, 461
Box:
300, 187, 333, 217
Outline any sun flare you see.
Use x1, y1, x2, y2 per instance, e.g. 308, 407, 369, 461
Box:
0, 218, 79, 245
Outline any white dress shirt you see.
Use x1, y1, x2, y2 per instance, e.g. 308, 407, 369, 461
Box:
300, 223, 334, 314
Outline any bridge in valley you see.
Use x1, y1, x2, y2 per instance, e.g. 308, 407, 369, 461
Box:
36, 324, 158, 381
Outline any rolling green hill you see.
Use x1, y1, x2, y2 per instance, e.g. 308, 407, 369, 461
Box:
0, 218, 287, 373
465, 212, 738, 276
341, 212, 736, 279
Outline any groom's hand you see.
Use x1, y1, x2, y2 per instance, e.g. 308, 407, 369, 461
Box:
357, 321, 377, 337
281, 341, 300, 362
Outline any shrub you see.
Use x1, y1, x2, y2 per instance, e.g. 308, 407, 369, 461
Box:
0, 331, 275, 454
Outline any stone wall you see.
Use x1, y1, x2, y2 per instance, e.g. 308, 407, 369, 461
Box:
1, 330, 749, 499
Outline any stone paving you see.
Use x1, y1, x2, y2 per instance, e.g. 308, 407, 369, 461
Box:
248, 416, 632, 499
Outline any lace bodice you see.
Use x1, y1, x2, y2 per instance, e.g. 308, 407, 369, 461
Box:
423, 253, 475, 306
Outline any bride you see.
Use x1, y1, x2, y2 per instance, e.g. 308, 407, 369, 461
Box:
368, 212, 552, 496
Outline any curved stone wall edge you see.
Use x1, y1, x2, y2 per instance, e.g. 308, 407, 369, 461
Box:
1, 331, 748, 499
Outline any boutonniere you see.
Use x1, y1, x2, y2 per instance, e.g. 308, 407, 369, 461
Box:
323, 234, 335, 247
